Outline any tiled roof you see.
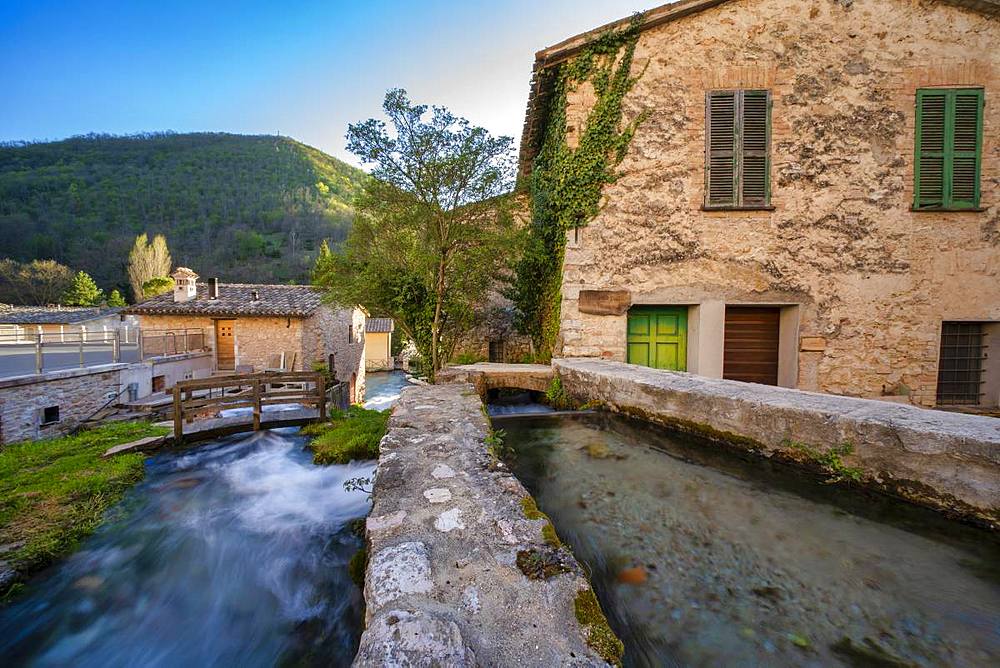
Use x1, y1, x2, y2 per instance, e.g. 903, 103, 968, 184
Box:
518, 0, 1000, 179
366, 318, 395, 333
0, 305, 122, 325
124, 284, 324, 317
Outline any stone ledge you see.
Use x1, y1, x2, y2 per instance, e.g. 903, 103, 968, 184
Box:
0, 363, 133, 389
355, 383, 616, 667
554, 358, 1000, 528
437, 363, 554, 396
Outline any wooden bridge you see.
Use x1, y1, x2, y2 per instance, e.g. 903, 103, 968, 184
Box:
171, 371, 348, 442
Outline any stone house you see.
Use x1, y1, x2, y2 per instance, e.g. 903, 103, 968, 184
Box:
126, 268, 366, 401
365, 318, 395, 371
520, 0, 1000, 408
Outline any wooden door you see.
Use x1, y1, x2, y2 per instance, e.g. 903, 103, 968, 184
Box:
627, 307, 687, 371
723, 307, 780, 385
215, 319, 236, 371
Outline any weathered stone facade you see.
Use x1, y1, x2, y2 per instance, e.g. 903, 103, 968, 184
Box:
535, 0, 999, 407
133, 305, 366, 401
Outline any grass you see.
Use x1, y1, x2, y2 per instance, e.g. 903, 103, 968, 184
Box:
0, 421, 168, 597
302, 406, 389, 465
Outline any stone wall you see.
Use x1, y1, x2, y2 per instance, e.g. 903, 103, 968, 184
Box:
556, 0, 1000, 407
356, 383, 620, 666
0, 365, 131, 443
553, 358, 1000, 528
302, 306, 366, 402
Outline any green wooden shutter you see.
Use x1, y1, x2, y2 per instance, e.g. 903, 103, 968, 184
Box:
706, 90, 771, 208
951, 89, 984, 208
741, 90, 771, 207
706, 91, 737, 207
914, 88, 983, 209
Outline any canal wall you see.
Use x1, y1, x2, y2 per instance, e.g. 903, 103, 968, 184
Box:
355, 382, 621, 666
553, 358, 1000, 528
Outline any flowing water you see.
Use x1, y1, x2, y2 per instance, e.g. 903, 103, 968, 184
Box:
498, 412, 1000, 668
0, 429, 375, 667
363, 370, 411, 411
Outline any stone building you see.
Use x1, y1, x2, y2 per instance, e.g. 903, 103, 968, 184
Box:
364, 318, 395, 371
520, 0, 1000, 408
126, 268, 367, 401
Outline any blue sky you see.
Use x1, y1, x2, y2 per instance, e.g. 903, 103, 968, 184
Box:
0, 0, 652, 166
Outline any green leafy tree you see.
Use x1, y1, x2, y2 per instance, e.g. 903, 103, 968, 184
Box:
314, 89, 516, 379
0, 259, 74, 305
62, 271, 104, 306
127, 233, 172, 301
141, 276, 174, 299
106, 289, 127, 307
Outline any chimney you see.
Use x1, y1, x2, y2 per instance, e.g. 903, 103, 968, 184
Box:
171, 267, 199, 303
209, 278, 219, 300
251, 290, 260, 302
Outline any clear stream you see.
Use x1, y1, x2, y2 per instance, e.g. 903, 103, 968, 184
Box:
498, 412, 1000, 668
0, 373, 411, 667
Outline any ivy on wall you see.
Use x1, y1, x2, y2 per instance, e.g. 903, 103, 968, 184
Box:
509, 16, 646, 360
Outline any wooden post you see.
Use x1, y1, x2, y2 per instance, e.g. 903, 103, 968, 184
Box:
173, 385, 183, 440
317, 374, 326, 421
252, 380, 262, 431
184, 389, 193, 424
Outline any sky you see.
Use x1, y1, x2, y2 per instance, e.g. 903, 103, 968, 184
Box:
0, 0, 654, 167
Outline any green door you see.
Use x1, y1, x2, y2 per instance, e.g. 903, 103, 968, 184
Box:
627, 307, 687, 371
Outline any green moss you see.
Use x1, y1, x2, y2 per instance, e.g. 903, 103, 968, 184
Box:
305, 406, 389, 465
348, 547, 367, 588
0, 421, 169, 599
544, 377, 572, 410
786, 440, 863, 483
520, 495, 563, 547
516, 548, 571, 580
574, 587, 624, 666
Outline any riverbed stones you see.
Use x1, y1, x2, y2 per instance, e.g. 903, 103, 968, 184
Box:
354, 382, 615, 667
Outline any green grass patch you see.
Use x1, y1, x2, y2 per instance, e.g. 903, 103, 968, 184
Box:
0, 421, 168, 595
303, 406, 389, 465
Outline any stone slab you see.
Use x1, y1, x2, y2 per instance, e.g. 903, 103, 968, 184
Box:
577, 289, 631, 316
554, 358, 1000, 528
437, 363, 554, 396
102, 435, 167, 458
355, 383, 614, 667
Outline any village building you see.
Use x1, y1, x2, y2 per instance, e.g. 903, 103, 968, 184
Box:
364, 318, 395, 371
0, 304, 134, 341
125, 268, 367, 401
521, 0, 1000, 408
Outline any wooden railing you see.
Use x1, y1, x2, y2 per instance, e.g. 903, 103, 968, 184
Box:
171, 371, 328, 439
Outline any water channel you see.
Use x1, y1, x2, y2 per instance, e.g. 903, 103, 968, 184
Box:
0, 372, 410, 667
498, 411, 1000, 668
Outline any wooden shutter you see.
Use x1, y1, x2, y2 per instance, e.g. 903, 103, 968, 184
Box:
705, 90, 771, 208
741, 91, 771, 206
706, 91, 737, 206
914, 88, 983, 209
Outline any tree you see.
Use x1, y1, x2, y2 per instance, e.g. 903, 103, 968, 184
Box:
107, 289, 127, 307
141, 276, 174, 299
127, 233, 172, 301
62, 271, 103, 306
314, 89, 516, 379
0, 259, 74, 305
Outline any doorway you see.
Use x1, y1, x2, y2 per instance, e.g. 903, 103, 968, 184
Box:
215, 319, 236, 371
723, 306, 780, 385
626, 306, 687, 371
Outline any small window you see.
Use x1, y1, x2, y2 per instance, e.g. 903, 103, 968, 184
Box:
488, 339, 505, 363
936, 322, 986, 405
348, 324, 353, 343
705, 89, 771, 209
914, 88, 984, 210
42, 405, 60, 425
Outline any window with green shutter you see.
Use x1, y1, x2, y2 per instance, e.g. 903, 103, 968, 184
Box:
705, 89, 772, 209
914, 88, 984, 210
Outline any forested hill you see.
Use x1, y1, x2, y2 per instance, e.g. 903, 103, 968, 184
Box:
0, 132, 367, 289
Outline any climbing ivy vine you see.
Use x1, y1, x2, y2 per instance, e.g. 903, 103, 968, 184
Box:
509, 16, 646, 359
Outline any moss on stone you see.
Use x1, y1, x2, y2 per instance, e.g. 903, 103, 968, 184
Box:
574, 587, 624, 666
516, 548, 572, 580
348, 547, 367, 588
520, 495, 563, 547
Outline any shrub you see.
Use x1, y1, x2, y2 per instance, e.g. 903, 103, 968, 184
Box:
304, 406, 389, 464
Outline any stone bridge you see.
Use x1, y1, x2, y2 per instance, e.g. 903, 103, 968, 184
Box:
435, 363, 554, 396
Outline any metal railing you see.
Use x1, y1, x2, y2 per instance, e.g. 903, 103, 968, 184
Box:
139, 328, 207, 359
0, 327, 209, 378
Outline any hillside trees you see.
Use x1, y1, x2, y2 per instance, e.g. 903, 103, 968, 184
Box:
314, 89, 516, 379
0, 259, 74, 305
127, 233, 172, 301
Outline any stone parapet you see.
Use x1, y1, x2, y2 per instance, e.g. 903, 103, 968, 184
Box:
355, 383, 618, 666
554, 358, 1000, 528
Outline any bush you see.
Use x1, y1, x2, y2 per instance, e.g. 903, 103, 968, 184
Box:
304, 406, 389, 465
